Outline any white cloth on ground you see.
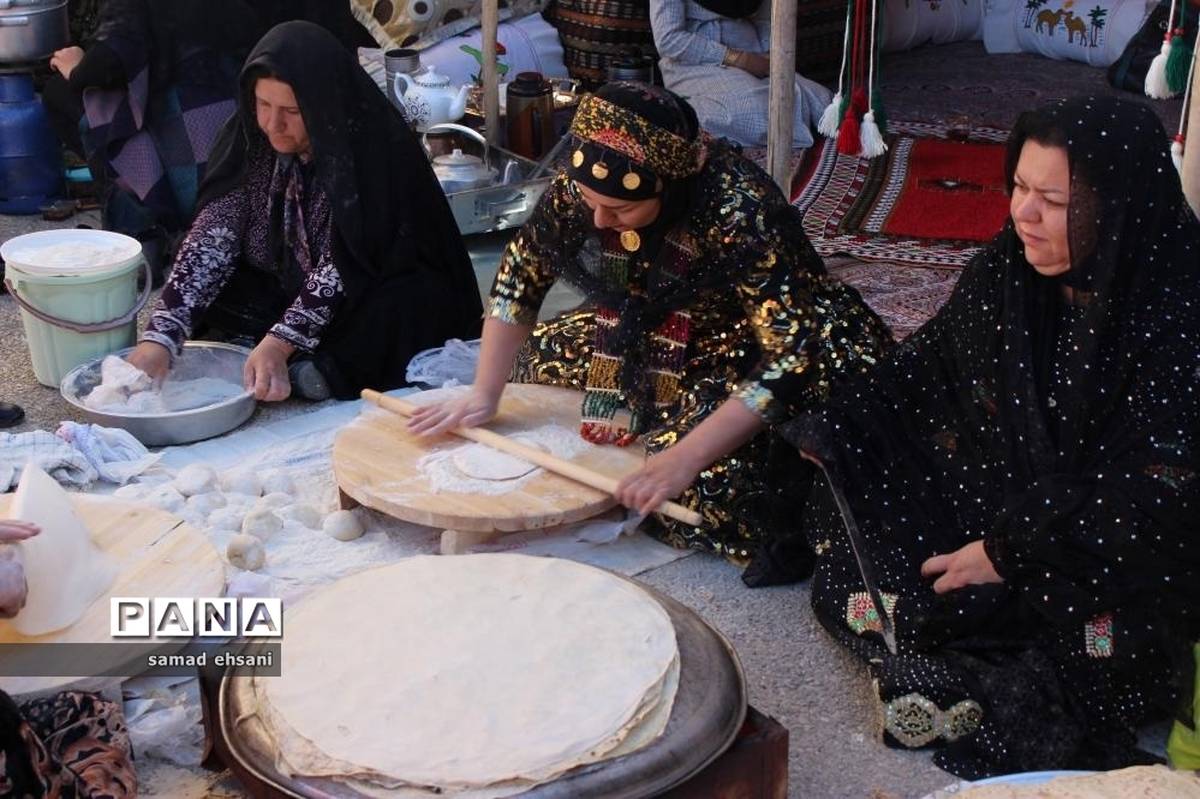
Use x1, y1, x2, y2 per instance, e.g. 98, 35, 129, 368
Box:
56, 422, 160, 485
0, 431, 97, 492
650, 0, 831, 148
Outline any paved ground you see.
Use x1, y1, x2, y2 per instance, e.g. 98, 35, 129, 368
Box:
1, 209, 955, 798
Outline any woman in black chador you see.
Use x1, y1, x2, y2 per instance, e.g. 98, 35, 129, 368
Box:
786, 96, 1200, 777
126, 22, 482, 401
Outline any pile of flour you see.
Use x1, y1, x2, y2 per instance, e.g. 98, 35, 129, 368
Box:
84, 356, 245, 415
21, 242, 132, 269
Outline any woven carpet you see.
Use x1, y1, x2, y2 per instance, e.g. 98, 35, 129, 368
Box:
827, 256, 959, 340
793, 120, 1011, 267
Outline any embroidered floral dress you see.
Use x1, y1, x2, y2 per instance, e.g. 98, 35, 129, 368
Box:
144, 152, 344, 358
489, 140, 889, 560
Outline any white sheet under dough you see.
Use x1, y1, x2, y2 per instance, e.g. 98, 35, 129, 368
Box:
260, 554, 679, 792
6, 464, 118, 636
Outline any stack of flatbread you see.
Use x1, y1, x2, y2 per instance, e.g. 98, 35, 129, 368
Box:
958, 765, 1200, 798
249, 554, 679, 797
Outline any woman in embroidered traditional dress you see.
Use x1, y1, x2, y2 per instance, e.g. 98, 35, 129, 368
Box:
784, 97, 1200, 777
125, 22, 482, 401
410, 82, 888, 584
0, 521, 137, 797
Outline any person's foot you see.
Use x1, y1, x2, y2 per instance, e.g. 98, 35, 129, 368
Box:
287, 359, 331, 401
0, 403, 25, 429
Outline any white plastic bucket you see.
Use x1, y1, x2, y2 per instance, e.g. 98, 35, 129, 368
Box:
1, 229, 151, 387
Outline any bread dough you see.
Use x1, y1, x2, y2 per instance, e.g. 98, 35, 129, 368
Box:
242, 508, 282, 541
208, 506, 246, 533
221, 471, 263, 497
256, 492, 292, 511
6, 465, 119, 636
282, 504, 321, 529
959, 765, 1200, 798
262, 472, 295, 495
186, 492, 227, 516
112, 483, 148, 500
174, 464, 218, 497
257, 554, 678, 793
226, 534, 266, 571
145, 484, 185, 513
450, 441, 542, 481
322, 510, 364, 542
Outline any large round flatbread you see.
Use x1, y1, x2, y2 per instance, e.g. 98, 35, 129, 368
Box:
959, 766, 1200, 798
450, 441, 540, 481
259, 554, 678, 793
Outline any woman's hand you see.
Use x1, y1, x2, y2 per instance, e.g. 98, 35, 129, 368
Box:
0, 521, 39, 619
126, 341, 172, 383
244, 336, 295, 402
725, 49, 770, 79
615, 446, 705, 517
921, 541, 1002, 594
50, 47, 85, 80
407, 386, 501, 437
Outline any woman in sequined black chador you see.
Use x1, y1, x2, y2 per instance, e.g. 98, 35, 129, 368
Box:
785, 97, 1200, 777
409, 83, 888, 582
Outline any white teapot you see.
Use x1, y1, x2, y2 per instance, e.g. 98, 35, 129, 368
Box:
393, 67, 470, 132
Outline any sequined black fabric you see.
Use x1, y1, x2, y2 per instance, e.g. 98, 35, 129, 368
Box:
784, 97, 1200, 777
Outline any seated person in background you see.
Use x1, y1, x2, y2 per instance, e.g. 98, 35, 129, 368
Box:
126, 22, 483, 403
785, 97, 1200, 777
649, 0, 832, 148
410, 83, 889, 586
0, 520, 137, 797
44, 0, 265, 278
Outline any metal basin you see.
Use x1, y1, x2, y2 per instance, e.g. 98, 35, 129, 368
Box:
0, 0, 68, 63
60, 342, 256, 447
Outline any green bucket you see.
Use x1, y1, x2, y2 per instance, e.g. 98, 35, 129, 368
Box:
1, 230, 151, 387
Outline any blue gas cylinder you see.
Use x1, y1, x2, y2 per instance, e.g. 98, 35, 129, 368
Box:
0, 74, 63, 214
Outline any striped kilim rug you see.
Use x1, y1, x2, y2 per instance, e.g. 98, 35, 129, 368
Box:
793, 121, 1011, 268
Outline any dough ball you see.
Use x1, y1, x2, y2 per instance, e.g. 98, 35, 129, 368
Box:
174, 464, 218, 497
186, 492, 227, 517
209, 506, 246, 532
256, 492, 292, 511
262, 472, 295, 495
322, 510, 364, 542
242, 508, 282, 541
226, 533, 265, 571
113, 483, 148, 500
146, 485, 185, 513
281, 503, 321, 529
221, 471, 263, 497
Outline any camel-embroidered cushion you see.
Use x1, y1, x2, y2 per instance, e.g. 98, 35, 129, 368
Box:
350, 0, 547, 50
983, 0, 1153, 66
882, 0, 985, 54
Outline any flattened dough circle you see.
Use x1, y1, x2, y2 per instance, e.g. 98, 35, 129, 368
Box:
450, 439, 544, 481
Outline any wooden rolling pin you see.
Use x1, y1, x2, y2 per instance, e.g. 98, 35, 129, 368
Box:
361, 389, 706, 528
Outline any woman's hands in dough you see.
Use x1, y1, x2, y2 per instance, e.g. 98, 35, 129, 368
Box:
244, 336, 295, 402
0, 521, 39, 619
921, 541, 1002, 594
50, 47, 85, 80
615, 446, 704, 517
126, 341, 172, 383
407, 387, 501, 437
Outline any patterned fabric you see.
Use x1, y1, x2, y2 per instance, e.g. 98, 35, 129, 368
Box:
1085, 612, 1115, 659
793, 120, 1011, 268
570, 92, 705, 180
544, 0, 658, 86
0, 690, 136, 798
826, 258, 960, 340
494, 140, 889, 557
144, 152, 344, 357
349, 0, 546, 50
883, 693, 984, 748
651, 0, 833, 148
846, 590, 898, 635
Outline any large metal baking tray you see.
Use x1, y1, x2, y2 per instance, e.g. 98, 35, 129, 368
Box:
217, 575, 747, 798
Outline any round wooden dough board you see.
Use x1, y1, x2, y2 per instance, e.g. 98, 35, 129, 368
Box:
0, 494, 225, 698
333, 384, 647, 532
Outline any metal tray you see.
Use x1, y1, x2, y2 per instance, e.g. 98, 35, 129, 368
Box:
217, 577, 747, 798
60, 341, 255, 447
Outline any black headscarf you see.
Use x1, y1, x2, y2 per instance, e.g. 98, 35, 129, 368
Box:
198, 21, 482, 395
785, 96, 1200, 727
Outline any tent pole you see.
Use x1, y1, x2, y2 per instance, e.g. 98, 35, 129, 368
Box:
767, 0, 798, 192
482, 0, 501, 146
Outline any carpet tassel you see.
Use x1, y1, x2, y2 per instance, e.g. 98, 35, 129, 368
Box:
1173, 135, 1186, 174
860, 110, 887, 157
1147, 39, 1176, 98
818, 92, 844, 138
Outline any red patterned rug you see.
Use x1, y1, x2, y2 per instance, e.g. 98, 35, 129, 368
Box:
827, 257, 960, 340
793, 121, 1011, 268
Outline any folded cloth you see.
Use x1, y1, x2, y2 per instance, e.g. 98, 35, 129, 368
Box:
0, 431, 98, 492
56, 422, 160, 485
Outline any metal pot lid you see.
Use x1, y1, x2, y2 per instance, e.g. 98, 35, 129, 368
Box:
432, 148, 490, 177
0, 0, 62, 11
